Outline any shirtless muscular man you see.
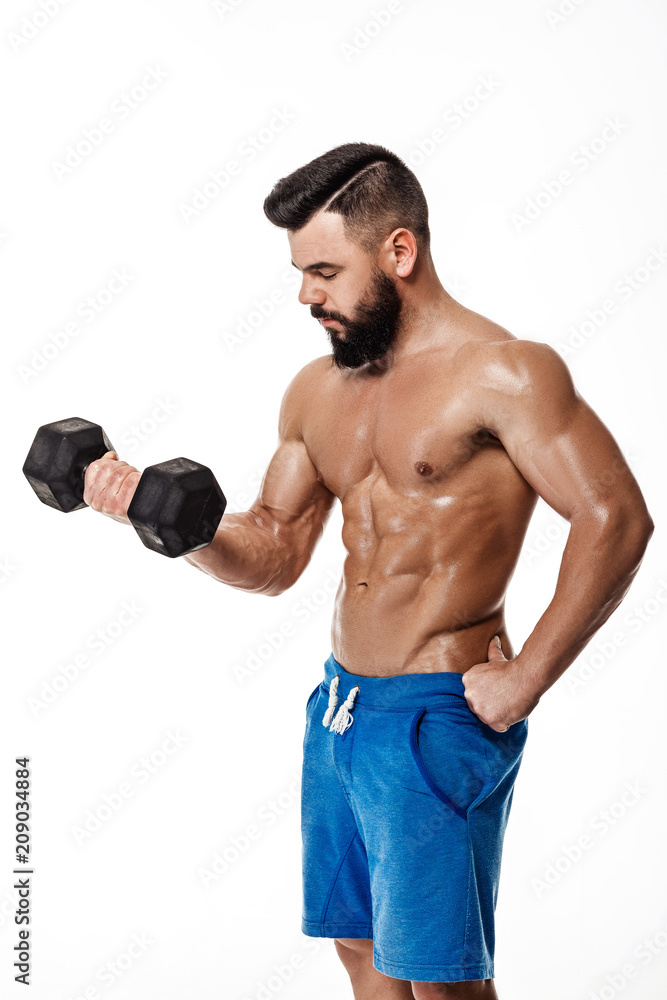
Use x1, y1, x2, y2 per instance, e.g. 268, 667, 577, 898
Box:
82, 143, 654, 999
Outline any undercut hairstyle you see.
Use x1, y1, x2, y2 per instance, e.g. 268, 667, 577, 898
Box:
263, 142, 432, 261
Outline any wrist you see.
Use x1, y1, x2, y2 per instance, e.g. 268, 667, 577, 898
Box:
509, 654, 546, 707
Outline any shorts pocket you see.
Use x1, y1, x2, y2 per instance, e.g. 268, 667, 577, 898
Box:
408, 705, 491, 820
303, 683, 324, 750
305, 682, 321, 714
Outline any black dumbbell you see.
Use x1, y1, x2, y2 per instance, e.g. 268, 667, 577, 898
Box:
23, 417, 227, 558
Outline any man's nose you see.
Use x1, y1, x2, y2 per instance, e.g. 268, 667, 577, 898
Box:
298, 279, 326, 307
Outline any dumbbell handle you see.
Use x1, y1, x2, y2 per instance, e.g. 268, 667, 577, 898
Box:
24, 417, 227, 557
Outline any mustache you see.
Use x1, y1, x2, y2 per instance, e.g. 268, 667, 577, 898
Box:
311, 307, 344, 322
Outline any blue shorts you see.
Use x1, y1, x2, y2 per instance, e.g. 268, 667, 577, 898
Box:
300, 652, 529, 983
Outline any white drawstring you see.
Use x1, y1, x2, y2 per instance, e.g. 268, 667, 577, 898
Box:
329, 685, 360, 734
321, 674, 340, 727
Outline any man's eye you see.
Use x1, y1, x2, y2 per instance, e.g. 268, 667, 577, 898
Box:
321, 273, 337, 281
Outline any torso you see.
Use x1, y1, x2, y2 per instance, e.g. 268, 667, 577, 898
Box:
300, 309, 539, 677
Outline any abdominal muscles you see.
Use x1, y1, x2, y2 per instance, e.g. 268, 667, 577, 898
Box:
331, 468, 537, 675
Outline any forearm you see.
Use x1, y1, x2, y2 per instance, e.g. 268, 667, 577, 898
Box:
183, 510, 291, 596
517, 511, 654, 698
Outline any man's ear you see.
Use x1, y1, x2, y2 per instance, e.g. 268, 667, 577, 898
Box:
383, 227, 418, 278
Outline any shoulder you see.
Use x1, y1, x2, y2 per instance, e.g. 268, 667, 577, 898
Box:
455, 334, 583, 438
462, 336, 579, 403
282, 354, 333, 406
278, 355, 333, 438
289, 354, 334, 386
444, 304, 574, 391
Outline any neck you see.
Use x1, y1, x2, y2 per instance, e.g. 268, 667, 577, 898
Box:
386, 270, 462, 366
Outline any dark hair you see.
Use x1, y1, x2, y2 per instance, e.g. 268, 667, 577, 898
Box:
263, 141, 431, 260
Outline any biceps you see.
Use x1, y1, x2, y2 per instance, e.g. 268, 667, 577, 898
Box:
501, 398, 642, 522
249, 437, 335, 543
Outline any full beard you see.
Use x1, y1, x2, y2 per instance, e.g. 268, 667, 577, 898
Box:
319, 268, 403, 370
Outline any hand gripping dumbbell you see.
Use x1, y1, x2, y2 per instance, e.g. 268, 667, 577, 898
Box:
22, 417, 227, 558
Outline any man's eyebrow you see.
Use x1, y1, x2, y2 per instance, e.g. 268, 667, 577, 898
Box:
290, 259, 342, 272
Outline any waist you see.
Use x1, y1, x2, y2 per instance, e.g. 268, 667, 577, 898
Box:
322, 651, 472, 710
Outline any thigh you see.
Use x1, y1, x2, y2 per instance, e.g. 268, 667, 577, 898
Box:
301, 684, 374, 937
336, 937, 374, 953
350, 699, 528, 983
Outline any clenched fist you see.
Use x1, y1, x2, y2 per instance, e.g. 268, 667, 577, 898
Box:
462, 635, 540, 731
83, 451, 141, 525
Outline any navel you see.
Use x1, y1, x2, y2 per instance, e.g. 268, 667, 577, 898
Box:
414, 460, 434, 477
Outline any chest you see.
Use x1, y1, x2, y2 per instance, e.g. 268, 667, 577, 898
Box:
302, 362, 503, 498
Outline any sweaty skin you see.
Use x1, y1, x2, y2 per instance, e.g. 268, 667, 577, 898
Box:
83, 212, 653, 732
297, 339, 539, 677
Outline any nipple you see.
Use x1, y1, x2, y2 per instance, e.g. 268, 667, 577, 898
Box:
414, 460, 433, 476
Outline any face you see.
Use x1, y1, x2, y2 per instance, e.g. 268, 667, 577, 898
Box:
288, 211, 403, 370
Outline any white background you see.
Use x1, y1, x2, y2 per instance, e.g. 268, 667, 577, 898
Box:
1, 1, 666, 998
